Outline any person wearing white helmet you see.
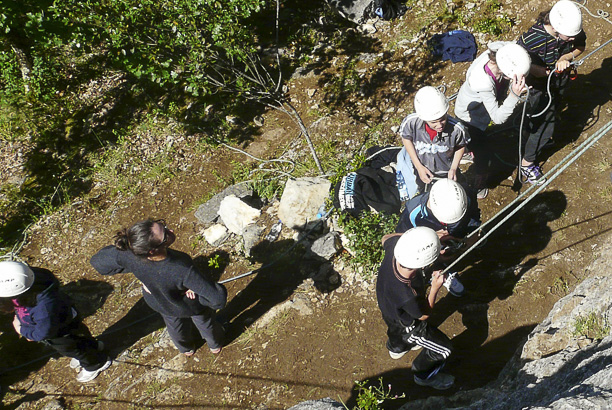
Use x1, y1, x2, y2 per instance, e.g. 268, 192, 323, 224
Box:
376, 227, 455, 390
396, 179, 481, 240
517, 0, 586, 184
455, 42, 530, 198
0, 261, 111, 383
398, 86, 470, 193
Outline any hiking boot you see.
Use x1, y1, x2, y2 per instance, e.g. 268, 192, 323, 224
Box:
414, 372, 455, 390
443, 272, 465, 297
477, 188, 489, 199
76, 357, 112, 383
70, 340, 104, 369
460, 151, 474, 164
520, 164, 547, 185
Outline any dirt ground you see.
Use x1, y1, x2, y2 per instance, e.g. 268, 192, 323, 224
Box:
1, 1, 612, 409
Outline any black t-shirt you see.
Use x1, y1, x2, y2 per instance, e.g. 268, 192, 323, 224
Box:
376, 236, 427, 327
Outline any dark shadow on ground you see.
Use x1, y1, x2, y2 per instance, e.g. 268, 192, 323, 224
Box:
0, 279, 113, 405
218, 226, 341, 344
431, 190, 567, 345
345, 325, 535, 409
96, 297, 165, 359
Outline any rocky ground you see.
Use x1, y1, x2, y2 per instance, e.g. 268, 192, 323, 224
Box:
1, 0, 612, 408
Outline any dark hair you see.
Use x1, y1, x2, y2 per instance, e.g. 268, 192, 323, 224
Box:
8, 281, 47, 308
488, 50, 498, 64
114, 219, 163, 257
537, 10, 552, 25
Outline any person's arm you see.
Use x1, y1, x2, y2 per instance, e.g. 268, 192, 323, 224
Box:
556, 46, 585, 71
402, 138, 433, 183
184, 268, 227, 310
90, 246, 126, 275
16, 304, 62, 341
447, 146, 464, 181
427, 270, 444, 309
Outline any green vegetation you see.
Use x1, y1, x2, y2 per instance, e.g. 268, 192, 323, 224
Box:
472, 0, 513, 36
573, 312, 610, 340
338, 211, 399, 279
348, 378, 405, 410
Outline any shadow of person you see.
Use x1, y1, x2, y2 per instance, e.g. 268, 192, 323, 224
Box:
96, 297, 164, 358
193, 250, 231, 283
218, 229, 342, 344
0, 279, 113, 403
344, 325, 536, 409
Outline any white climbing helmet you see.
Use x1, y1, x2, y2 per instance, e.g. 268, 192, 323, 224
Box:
550, 0, 582, 37
414, 86, 449, 121
428, 179, 468, 224
394, 227, 441, 269
496, 43, 531, 78
0, 261, 35, 298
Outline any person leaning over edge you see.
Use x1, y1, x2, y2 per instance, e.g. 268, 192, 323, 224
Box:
376, 227, 455, 390
454, 42, 530, 198
90, 219, 227, 356
399, 86, 470, 193
0, 261, 111, 383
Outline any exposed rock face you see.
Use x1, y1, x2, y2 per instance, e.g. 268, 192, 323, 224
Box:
398, 236, 612, 410
278, 177, 331, 229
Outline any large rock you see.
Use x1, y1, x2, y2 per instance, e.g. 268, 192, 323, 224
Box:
202, 224, 230, 247
217, 195, 261, 235
278, 177, 331, 230
195, 184, 253, 224
309, 232, 342, 260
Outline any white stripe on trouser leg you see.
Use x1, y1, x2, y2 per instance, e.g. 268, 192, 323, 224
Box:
407, 335, 451, 358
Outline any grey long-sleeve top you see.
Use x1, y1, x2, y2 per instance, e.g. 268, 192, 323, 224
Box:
91, 246, 227, 317
454, 50, 521, 131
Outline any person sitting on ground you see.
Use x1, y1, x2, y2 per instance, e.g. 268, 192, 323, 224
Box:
395, 179, 481, 297
0, 261, 112, 383
454, 42, 531, 198
517, 0, 586, 184
91, 219, 227, 357
376, 227, 455, 390
398, 86, 470, 193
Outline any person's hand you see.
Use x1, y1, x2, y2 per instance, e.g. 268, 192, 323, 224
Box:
185, 290, 196, 300
417, 166, 434, 184
12, 315, 21, 334
555, 59, 571, 72
436, 229, 450, 239
511, 75, 526, 95
431, 270, 445, 289
447, 168, 457, 181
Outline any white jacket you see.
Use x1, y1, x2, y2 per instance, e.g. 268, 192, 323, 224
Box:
454, 50, 521, 131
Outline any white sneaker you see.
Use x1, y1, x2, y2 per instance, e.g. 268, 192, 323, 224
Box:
70, 341, 104, 369
389, 350, 408, 359
76, 358, 112, 383
443, 272, 465, 297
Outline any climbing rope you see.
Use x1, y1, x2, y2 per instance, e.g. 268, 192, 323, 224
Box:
442, 118, 612, 275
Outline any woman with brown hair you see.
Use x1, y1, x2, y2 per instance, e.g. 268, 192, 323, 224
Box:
91, 219, 227, 356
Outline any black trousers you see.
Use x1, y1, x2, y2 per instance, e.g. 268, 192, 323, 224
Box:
385, 318, 453, 380
43, 321, 107, 371
161, 308, 224, 353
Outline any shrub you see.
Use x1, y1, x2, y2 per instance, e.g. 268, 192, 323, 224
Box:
338, 211, 399, 279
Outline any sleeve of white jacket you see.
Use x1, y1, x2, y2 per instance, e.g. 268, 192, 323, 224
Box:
478, 86, 520, 125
